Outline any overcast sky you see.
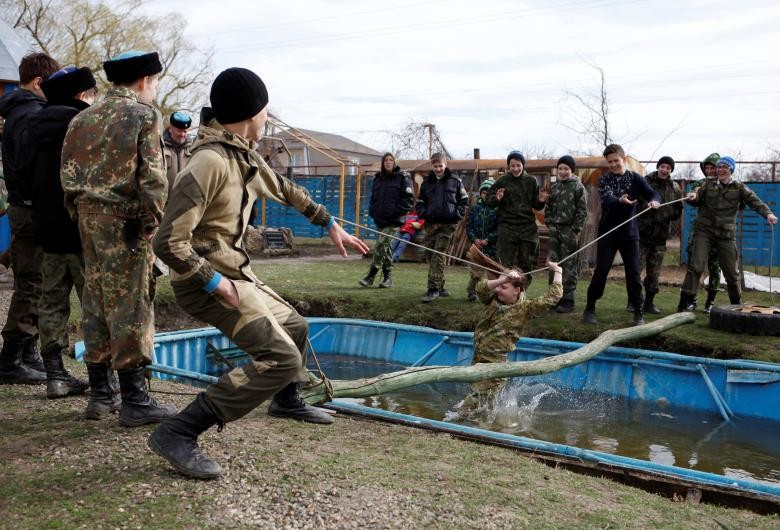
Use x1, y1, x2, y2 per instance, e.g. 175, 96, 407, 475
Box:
150, 0, 780, 162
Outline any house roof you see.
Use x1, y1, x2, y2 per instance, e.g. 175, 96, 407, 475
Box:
0, 19, 30, 83
277, 128, 382, 157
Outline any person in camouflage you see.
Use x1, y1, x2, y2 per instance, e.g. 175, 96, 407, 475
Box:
416, 152, 469, 302
632, 156, 683, 315
29, 66, 98, 398
678, 156, 777, 310
148, 68, 368, 479
486, 151, 548, 285
544, 155, 587, 313
683, 153, 722, 313
61, 51, 175, 426
359, 152, 414, 288
459, 263, 563, 414
465, 179, 497, 301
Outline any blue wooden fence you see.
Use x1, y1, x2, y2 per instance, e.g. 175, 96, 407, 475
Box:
681, 182, 779, 267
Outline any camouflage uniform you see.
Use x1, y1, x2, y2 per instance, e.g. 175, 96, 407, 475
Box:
463, 280, 563, 407
38, 253, 84, 353
685, 179, 721, 295
425, 223, 457, 291
544, 177, 587, 303
637, 172, 682, 298
681, 179, 773, 303
61, 86, 167, 370
486, 172, 546, 282
371, 226, 396, 270
465, 197, 497, 298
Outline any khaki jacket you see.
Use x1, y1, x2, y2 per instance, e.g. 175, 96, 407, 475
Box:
692, 178, 771, 239
163, 129, 193, 192
154, 120, 330, 287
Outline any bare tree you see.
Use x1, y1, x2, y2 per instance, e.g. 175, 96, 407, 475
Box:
0, 0, 213, 117
390, 120, 452, 160
564, 59, 612, 150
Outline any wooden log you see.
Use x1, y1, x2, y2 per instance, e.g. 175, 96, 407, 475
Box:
301, 312, 695, 405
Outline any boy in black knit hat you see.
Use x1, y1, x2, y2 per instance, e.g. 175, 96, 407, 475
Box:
61, 50, 176, 426
149, 67, 368, 479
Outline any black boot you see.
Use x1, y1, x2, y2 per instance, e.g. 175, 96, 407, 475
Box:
677, 292, 693, 312
727, 284, 741, 305
117, 366, 177, 427
20, 337, 45, 373
148, 393, 223, 479
0, 340, 46, 385
582, 303, 597, 324
643, 293, 661, 315
85, 362, 121, 420
42, 347, 89, 399
268, 382, 334, 424
378, 267, 393, 288
704, 290, 718, 314
632, 309, 645, 326
555, 299, 575, 314
358, 265, 378, 287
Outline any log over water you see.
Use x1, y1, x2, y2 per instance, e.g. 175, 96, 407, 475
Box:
300, 312, 695, 405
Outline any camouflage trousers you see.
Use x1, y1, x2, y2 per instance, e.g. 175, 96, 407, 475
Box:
686, 231, 720, 293
639, 242, 666, 296
370, 226, 396, 270
496, 224, 538, 285
1, 205, 42, 342
547, 226, 580, 302
38, 252, 85, 353
425, 223, 456, 290
682, 232, 740, 301
172, 277, 309, 423
79, 214, 156, 370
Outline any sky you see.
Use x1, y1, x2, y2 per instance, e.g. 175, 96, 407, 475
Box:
148, 0, 780, 163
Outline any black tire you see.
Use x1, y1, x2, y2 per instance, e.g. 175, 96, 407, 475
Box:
708, 304, 780, 336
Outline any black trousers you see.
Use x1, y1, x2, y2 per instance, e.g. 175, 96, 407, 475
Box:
586, 236, 643, 310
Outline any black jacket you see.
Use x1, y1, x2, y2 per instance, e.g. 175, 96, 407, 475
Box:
597, 170, 661, 240
0, 88, 45, 206
415, 168, 469, 224
368, 166, 414, 228
29, 99, 89, 254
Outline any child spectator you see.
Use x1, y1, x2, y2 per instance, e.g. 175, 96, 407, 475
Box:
459, 256, 562, 414
415, 152, 469, 303
486, 151, 548, 284
632, 156, 682, 314
465, 179, 497, 301
544, 155, 587, 313
391, 211, 424, 262
359, 153, 414, 288
582, 144, 661, 326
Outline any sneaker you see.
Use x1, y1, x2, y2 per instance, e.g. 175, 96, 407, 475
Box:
421, 289, 439, 303
703, 302, 714, 314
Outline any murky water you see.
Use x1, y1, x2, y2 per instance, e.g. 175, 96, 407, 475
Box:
309, 355, 780, 488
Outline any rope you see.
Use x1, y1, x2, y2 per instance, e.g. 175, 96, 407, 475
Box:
306, 337, 334, 401
334, 196, 689, 279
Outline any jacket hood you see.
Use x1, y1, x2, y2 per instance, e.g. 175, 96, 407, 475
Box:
28, 101, 87, 147
192, 119, 257, 154
0, 88, 44, 118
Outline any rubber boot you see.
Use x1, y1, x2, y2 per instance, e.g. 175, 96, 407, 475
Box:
727, 284, 741, 305
84, 362, 121, 420
378, 267, 393, 288
117, 366, 177, 427
268, 382, 334, 424
704, 290, 718, 314
632, 309, 645, 326
148, 393, 223, 479
358, 265, 378, 287
555, 299, 575, 314
21, 337, 46, 373
0, 340, 46, 385
642, 293, 661, 315
439, 282, 450, 297
42, 347, 89, 399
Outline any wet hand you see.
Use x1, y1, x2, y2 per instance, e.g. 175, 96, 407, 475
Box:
329, 222, 369, 257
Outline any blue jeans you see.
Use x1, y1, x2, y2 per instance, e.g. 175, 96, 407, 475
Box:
390, 232, 412, 262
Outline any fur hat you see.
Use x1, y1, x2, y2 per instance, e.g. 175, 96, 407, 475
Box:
210, 67, 269, 124
41, 66, 96, 104
103, 51, 162, 84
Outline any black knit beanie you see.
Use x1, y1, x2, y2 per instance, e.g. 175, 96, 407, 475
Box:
657, 156, 675, 172
210, 68, 269, 124
557, 155, 576, 173
41, 66, 96, 104
507, 150, 526, 167
103, 51, 162, 84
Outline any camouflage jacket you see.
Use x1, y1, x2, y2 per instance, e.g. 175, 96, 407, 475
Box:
153, 118, 331, 288
163, 128, 193, 193
637, 171, 682, 245
485, 171, 545, 240
690, 178, 772, 239
61, 86, 167, 232
544, 177, 587, 233
466, 198, 497, 256
473, 280, 563, 363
